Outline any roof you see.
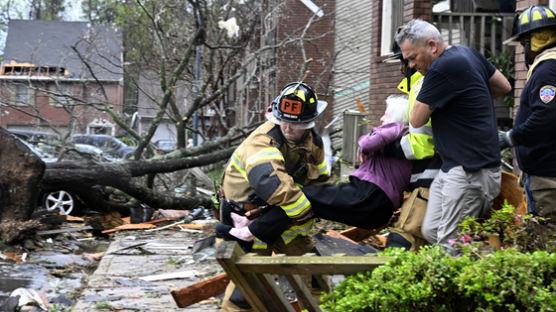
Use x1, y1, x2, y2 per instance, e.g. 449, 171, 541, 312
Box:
2, 19, 123, 81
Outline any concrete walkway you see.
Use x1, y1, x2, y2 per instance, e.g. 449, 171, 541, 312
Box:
72, 228, 223, 311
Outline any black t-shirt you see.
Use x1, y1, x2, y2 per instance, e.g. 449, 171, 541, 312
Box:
417, 46, 500, 172
514, 59, 556, 176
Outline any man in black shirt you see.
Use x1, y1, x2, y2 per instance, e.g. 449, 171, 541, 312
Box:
396, 19, 511, 255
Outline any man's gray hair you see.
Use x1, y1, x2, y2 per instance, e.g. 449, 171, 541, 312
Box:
395, 19, 443, 46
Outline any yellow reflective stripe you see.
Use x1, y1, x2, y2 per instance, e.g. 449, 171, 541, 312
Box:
400, 135, 417, 160
401, 131, 435, 160
318, 160, 329, 176
252, 219, 314, 250
281, 193, 311, 217
521, 13, 529, 24
229, 152, 248, 180
282, 219, 313, 245
246, 147, 284, 169
252, 238, 267, 249
532, 10, 542, 21
410, 169, 440, 184
546, 8, 555, 18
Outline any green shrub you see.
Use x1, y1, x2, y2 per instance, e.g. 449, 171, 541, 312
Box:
457, 201, 554, 253
320, 246, 556, 311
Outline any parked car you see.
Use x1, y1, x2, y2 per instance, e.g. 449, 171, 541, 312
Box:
9, 129, 60, 143
9, 130, 109, 215
72, 134, 134, 159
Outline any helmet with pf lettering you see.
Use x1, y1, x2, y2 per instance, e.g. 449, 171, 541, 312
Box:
266, 82, 328, 128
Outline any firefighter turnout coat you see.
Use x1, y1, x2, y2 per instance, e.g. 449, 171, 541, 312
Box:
221, 121, 329, 250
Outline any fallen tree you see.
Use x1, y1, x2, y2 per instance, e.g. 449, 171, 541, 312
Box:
0, 124, 254, 243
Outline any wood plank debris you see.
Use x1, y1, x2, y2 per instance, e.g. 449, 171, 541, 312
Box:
170, 273, 230, 308
37, 225, 93, 236
101, 223, 155, 234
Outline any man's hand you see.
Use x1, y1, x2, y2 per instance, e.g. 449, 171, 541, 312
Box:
498, 130, 514, 150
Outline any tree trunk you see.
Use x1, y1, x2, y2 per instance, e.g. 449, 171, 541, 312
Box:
0, 127, 45, 222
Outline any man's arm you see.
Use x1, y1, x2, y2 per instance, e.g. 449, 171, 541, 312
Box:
489, 70, 512, 99
410, 100, 434, 128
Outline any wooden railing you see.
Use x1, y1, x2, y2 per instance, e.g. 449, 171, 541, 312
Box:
216, 241, 390, 312
432, 12, 515, 57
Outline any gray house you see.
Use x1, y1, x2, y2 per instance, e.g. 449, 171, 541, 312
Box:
0, 19, 124, 135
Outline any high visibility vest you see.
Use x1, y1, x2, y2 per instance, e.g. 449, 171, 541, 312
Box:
397, 72, 436, 160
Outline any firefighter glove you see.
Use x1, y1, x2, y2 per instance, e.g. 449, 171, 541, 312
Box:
498, 130, 514, 150
231, 212, 252, 228
229, 227, 255, 241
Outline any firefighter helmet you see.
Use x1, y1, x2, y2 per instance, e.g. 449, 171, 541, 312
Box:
506, 6, 556, 44
266, 82, 327, 128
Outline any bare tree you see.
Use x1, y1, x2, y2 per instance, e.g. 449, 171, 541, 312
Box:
0, 0, 336, 230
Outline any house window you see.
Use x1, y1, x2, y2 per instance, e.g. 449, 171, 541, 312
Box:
50, 83, 74, 107
12, 84, 35, 106
380, 0, 404, 56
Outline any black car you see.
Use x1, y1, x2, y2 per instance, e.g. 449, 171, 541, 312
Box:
72, 134, 134, 160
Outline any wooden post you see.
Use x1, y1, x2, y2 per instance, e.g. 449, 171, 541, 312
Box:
216, 241, 293, 312
285, 274, 319, 312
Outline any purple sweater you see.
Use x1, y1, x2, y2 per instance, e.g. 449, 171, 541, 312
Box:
351, 122, 412, 208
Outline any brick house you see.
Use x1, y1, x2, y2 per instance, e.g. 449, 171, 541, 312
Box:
0, 19, 124, 136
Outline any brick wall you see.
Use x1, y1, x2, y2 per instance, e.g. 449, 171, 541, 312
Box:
275, 0, 335, 126
368, 0, 432, 126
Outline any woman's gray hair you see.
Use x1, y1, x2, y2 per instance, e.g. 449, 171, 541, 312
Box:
395, 19, 443, 47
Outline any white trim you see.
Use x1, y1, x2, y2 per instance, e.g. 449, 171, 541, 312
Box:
381, 3, 394, 56
299, 0, 323, 17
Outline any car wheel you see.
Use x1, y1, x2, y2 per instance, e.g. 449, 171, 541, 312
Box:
42, 190, 76, 215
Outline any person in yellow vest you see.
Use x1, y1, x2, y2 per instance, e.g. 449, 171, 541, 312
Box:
500, 5, 556, 239
216, 81, 329, 311
381, 33, 442, 251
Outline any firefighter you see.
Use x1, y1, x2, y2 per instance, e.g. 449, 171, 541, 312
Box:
380, 32, 442, 251
217, 81, 329, 311
500, 5, 556, 237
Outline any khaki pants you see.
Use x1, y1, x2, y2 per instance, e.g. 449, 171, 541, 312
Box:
527, 175, 556, 242
390, 187, 429, 251
423, 166, 501, 255
528, 175, 556, 224
221, 235, 314, 311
